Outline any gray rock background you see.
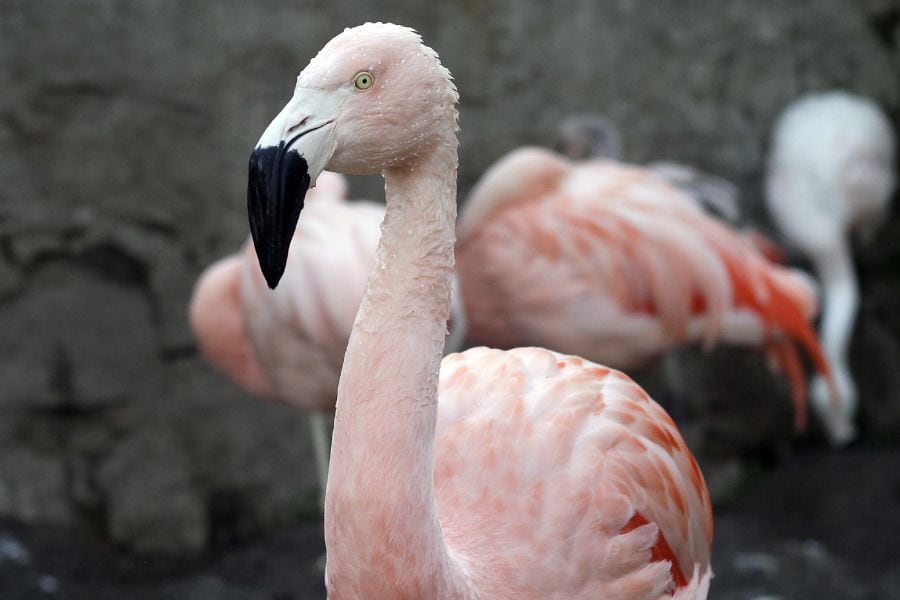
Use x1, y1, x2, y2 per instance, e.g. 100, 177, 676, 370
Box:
1, 0, 899, 554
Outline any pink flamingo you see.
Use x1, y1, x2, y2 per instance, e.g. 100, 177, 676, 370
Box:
766, 91, 896, 443
191, 172, 466, 500
247, 23, 712, 598
456, 144, 837, 434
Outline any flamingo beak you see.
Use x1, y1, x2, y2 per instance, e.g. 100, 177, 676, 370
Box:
247, 89, 338, 289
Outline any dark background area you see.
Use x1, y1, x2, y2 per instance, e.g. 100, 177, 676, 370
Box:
1, 1, 899, 597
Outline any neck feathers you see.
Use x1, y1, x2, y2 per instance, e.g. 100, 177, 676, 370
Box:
324, 141, 469, 596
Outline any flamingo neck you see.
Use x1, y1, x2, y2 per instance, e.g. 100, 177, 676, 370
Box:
814, 239, 859, 375
324, 140, 469, 596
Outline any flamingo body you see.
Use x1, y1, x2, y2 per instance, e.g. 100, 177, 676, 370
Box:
457, 149, 829, 422
432, 347, 712, 598
766, 91, 896, 443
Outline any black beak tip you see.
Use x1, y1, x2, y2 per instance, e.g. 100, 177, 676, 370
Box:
263, 266, 283, 290
247, 144, 311, 291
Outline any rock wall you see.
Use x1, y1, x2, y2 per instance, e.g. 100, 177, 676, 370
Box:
1, 0, 898, 551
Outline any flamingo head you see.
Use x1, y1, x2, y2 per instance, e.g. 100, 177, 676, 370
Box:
247, 22, 458, 288
554, 113, 623, 161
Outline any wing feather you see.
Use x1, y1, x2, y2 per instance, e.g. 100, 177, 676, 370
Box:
436, 347, 712, 599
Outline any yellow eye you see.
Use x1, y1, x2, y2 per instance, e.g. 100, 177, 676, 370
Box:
354, 71, 374, 90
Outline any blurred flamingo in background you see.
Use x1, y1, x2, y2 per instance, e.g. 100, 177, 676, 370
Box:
551, 114, 789, 409
766, 90, 897, 443
246, 23, 712, 598
191, 171, 466, 502
456, 144, 836, 435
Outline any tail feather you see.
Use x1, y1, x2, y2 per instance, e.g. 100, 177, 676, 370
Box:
765, 280, 841, 414
621, 512, 688, 589
765, 339, 808, 431
716, 240, 839, 425
744, 229, 786, 263
671, 563, 712, 600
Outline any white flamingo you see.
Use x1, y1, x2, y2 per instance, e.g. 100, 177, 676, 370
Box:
766, 90, 896, 444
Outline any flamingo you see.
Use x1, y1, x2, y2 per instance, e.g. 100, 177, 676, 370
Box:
456, 136, 839, 436
246, 23, 712, 598
766, 90, 896, 444
191, 171, 467, 501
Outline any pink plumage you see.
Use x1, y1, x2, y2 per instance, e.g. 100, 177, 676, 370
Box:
434, 348, 712, 598
457, 147, 835, 428
246, 22, 713, 599
191, 171, 383, 411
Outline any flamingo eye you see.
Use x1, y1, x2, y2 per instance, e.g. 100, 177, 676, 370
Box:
354, 72, 374, 90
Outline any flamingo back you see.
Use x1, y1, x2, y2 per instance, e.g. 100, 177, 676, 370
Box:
435, 347, 713, 599
458, 152, 831, 421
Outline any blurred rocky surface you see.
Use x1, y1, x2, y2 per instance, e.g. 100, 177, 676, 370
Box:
0, 447, 897, 599
712, 447, 900, 600
0, 0, 898, 555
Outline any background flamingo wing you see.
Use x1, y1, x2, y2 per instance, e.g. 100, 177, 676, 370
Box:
459, 160, 832, 415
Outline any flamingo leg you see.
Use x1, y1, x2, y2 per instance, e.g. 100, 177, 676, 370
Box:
815, 239, 859, 381
444, 274, 469, 354
308, 412, 332, 509
809, 238, 859, 443
660, 351, 690, 424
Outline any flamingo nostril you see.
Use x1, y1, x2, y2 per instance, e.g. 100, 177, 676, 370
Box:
287, 116, 311, 134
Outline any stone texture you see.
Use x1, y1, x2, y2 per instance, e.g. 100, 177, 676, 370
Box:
0, 0, 897, 553
0, 260, 161, 411
0, 450, 69, 525
97, 430, 206, 554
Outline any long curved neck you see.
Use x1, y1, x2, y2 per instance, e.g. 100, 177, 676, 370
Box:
324, 139, 469, 597
814, 238, 859, 376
